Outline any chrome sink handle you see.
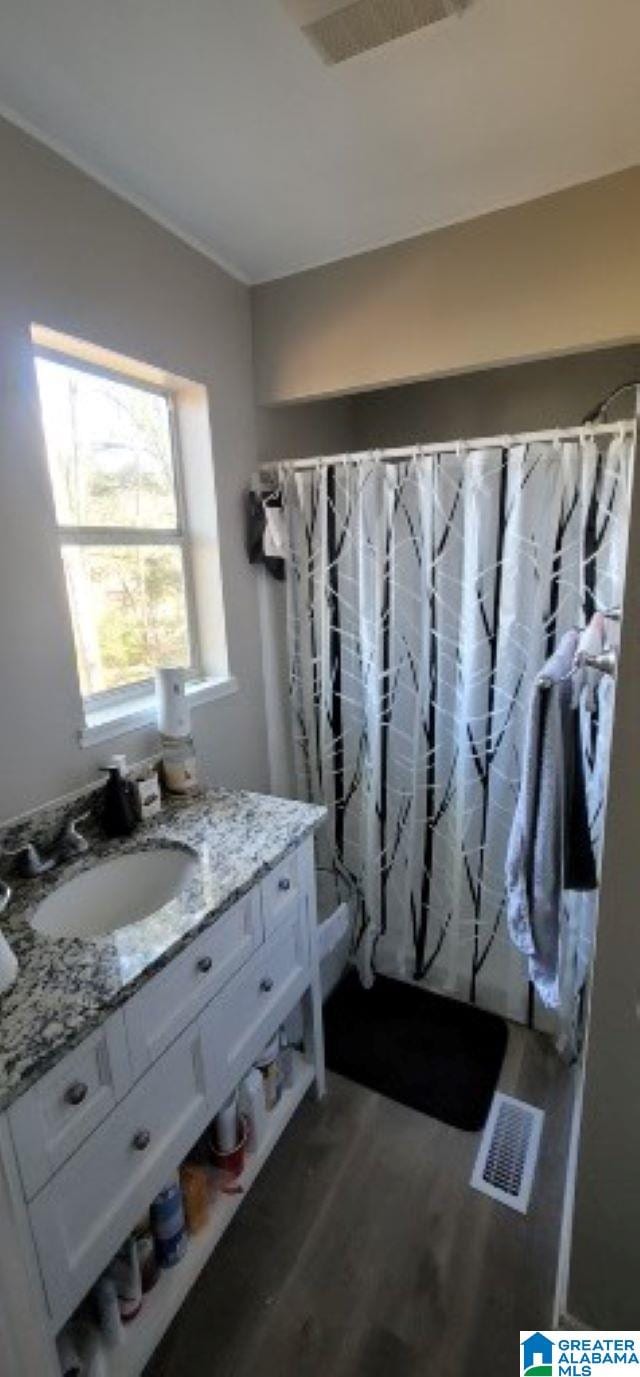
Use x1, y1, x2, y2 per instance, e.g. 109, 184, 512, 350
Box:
56, 811, 91, 861
3, 842, 55, 879
0, 880, 11, 916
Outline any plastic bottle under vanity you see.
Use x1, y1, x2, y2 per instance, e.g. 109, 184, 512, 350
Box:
180, 1161, 211, 1235
255, 1035, 282, 1111
93, 1274, 123, 1348
78, 1325, 108, 1377
213, 1090, 239, 1153
279, 1028, 294, 1089
239, 1068, 268, 1152
112, 1236, 142, 1322
133, 1215, 159, 1293
150, 1177, 187, 1268
56, 1324, 82, 1377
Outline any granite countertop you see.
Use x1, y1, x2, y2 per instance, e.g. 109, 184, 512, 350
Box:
0, 789, 326, 1113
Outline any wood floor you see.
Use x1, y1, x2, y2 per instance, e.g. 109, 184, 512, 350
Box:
144, 1025, 574, 1377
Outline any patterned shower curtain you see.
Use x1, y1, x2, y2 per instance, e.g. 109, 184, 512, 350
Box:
281, 432, 633, 1029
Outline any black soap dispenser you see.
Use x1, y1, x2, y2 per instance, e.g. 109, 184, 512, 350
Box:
101, 762, 137, 838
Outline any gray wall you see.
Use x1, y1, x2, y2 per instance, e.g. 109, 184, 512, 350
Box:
0, 117, 268, 821
351, 346, 640, 447
253, 167, 640, 404
255, 396, 354, 467
567, 472, 640, 1325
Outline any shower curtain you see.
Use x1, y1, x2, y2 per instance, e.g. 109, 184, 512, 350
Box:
281, 431, 633, 1030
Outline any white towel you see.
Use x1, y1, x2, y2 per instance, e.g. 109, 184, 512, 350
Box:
506, 630, 578, 1007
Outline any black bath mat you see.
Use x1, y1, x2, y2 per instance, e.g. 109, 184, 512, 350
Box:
323, 970, 508, 1132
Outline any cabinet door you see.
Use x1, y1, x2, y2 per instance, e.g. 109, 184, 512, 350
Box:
9, 1012, 131, 1200
29, 1025, 208, 1331
124, 889, 261, 1080
200, 910, 310, 1111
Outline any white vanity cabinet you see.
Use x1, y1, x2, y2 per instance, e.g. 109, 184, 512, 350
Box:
29, 1024, 209, 1330
123, 889, 262, 1081
200, 904, 309, 1108
0, 833, 325, 1377
8, 1013, 132, 1201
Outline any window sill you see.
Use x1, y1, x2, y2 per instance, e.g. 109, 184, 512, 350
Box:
78, 675, 238, 748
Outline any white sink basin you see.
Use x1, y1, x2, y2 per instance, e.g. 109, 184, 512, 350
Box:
32, 847, 198, 940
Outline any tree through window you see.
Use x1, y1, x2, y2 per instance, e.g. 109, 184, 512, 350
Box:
35, 353, 196, 701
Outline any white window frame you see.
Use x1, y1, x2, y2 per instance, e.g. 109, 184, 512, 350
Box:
35, 345, 201, 711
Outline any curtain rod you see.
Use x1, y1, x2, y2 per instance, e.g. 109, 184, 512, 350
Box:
260, 419, 636, 475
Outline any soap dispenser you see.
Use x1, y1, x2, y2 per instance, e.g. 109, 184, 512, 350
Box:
101, 760, 137, 838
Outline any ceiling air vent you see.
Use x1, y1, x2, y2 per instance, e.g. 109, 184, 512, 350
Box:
283, 0, 474, 64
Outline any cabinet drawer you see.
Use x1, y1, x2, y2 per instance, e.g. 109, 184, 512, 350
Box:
200, 912, 309, 1109
29, 1025, 208, 1330
261, 848, 301, 940
124, 890, 261, 1079
9, 1012, 131, 1200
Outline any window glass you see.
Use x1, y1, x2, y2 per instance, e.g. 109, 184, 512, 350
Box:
35, 351, 195, 701
36, 357, 178, 529
61, 545, 191, 697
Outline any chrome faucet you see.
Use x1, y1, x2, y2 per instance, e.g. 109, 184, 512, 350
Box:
3, 810, 91, 880
3, 842, 55, 879
54, 812, 91, 863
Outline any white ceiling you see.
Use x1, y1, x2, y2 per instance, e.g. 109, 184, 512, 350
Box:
0, 0, 639, 283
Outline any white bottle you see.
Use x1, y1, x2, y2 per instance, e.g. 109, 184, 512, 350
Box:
239, 1069, 267, 1153
56, 1326, 81, 1377
112, 1236, 142, 1321
83, 1334, 108, 1377
279, 1028, 294, 1089
76, 1322, 108, 1377
155, 667, 191, 737
94, 1274, 123, 1348
214, 1091, 239, 1152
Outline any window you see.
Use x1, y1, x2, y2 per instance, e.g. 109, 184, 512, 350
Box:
34, 349, 198, 706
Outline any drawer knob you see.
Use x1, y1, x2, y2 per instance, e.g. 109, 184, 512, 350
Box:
132, 1129, 151, 1152
197, 955, 213, 974
65, 1081, 88, 1107
278, 877, 291, 893
260, 976, 274, 994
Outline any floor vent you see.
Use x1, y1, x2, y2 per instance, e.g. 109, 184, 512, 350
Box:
470, 1093, 544, 1215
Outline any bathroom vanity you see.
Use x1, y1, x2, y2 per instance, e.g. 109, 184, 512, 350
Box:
0, 789, 326, 1377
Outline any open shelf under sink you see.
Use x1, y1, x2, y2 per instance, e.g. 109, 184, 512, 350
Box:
98, 1051, 315, 1377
